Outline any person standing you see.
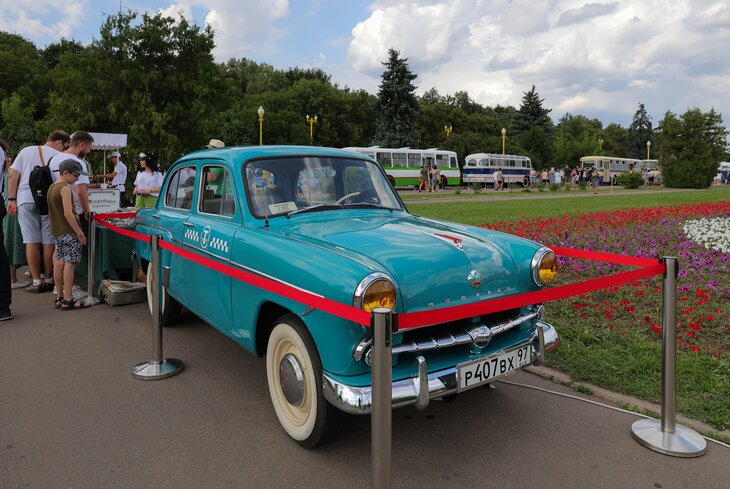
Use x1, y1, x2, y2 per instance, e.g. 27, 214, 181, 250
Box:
0, 139, 12, 319
431, 164, 441, 191
48, 159, 88, 310
133, 153, 163, 208
1, 140, 28, 290
591, 169, 601, 194
6, 130, 70, 293
97, 151, 128, 206
48, 131, 94, 238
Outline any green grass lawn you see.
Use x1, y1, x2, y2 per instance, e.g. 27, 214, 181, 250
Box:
406, 186, 730, 225
409, 185, 730, 436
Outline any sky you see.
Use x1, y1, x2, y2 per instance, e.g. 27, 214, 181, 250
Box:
1, 0, 730, 130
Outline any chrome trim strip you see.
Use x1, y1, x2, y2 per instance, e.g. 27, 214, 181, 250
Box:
325, 322, 559, 415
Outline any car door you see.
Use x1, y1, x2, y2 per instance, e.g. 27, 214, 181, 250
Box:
157, 164, 199, 305
182, 162, 239, 331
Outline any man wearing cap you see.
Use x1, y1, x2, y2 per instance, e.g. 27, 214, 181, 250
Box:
6, 130, 71, 293
48, 131, 93, 238
48, 159, 88, 310
97, 151, 128, 205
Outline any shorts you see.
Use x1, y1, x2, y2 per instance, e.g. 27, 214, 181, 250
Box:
18, 203, 54, 245
54, 233, 83, 264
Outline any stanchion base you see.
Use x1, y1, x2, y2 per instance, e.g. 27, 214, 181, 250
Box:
131, 358, 184, 380
82, 296, 102, 307
631, 419, 707, 457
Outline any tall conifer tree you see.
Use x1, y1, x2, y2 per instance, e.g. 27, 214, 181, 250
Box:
373, 48, 419, 147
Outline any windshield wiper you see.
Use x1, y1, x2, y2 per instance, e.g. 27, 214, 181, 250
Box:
341, 202, 393, 210
286, 203, 343, 217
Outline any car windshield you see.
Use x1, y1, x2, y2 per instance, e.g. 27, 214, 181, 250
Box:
244, 156, 402, 218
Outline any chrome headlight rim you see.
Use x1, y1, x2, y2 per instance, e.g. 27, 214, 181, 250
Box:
531, 246, 557, 287
353, 272, 395, 310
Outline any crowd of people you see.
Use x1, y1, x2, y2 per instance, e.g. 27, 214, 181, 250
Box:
0, 129, 191, 320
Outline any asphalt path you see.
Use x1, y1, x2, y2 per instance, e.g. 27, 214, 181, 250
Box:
2, 283, 729, 489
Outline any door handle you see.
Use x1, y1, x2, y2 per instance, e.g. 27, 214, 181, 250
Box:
182, 222, 194, 227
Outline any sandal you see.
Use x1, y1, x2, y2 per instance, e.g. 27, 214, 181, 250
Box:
54, 297, 63, 309
60, 298, 89, 311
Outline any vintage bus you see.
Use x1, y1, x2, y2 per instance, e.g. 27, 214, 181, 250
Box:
579, 156, 659, 184
342, 146, 460, 187
462, 153, 532, 187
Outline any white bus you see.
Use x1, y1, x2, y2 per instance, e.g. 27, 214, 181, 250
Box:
462, 153, 532, 186
579, 156, 659, 184
342, 146, 460, 187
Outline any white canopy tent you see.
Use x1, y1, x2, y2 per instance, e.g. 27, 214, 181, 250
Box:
89, 132, 128, 176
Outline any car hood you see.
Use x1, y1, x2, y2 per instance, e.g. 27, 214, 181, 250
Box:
270, 213, 523, 312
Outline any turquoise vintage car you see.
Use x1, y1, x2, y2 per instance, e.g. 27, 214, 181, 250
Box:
134, 146, 559, 447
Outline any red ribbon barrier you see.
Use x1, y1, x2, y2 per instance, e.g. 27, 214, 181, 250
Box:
156, 239, 372, 325
93, 214, 664, 330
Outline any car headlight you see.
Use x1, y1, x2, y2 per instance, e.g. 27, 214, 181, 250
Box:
354, 273, 396, 312
531, 247, 558, 286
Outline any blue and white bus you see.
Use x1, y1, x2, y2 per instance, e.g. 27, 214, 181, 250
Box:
462, 153, 532, 186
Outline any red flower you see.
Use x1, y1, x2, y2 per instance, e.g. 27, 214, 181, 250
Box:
605, 311, 612, 319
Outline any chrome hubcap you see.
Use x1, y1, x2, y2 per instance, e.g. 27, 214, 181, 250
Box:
279, 353, 305, 407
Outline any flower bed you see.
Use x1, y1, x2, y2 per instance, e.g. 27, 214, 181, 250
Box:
483, 201, 730, 430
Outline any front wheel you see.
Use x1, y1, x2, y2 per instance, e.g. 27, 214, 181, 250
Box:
146, 261, 182, 326
266, 314, 337, 448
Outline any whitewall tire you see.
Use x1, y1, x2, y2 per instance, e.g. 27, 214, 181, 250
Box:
266, 314, 336, 448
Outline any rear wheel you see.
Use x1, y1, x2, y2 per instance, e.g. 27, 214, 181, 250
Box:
266, 314, 337, 448
146, 261, 182, 326
522, 176, 529, 187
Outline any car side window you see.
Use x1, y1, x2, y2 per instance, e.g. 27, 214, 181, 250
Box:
164, 165, 196, 210
201, 166, 236, 216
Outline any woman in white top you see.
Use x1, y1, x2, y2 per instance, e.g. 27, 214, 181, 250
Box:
132, 153, 163, 208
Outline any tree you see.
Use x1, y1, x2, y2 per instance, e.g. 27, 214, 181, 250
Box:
513, 85, 554, 166
513, 85, 552, 136
1, 93, 36, 151
602, 123, 629, 157
660, 108, 728, 188
373, 48, 419, 147
628, 103, 653, 159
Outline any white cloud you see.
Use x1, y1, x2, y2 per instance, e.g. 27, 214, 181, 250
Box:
201, 0, 290, 60
0, 0, 88, 43
345, 0, 730, 126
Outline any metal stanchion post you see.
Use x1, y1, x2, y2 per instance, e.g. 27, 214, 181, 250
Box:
83, 212, 101, 306
131, 234, 184, 380
631, 257, 706, 457
371, 308, 394, 489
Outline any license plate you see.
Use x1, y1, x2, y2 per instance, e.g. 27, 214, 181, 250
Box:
457, 344, 531, 391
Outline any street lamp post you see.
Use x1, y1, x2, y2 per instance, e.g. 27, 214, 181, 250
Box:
258, 106, 265, 145
598, 138, 604, 152
306, 114, 318, 144
646, 140, 651, 160
444, 125, 453, 138
501, 127, 507, 155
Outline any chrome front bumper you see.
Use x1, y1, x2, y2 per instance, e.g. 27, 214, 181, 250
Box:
322, 320, 559, 415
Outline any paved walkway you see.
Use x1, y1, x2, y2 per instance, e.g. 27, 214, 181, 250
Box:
2, 283, 728, 488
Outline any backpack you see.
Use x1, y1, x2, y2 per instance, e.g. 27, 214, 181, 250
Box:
28, 146, 54, 215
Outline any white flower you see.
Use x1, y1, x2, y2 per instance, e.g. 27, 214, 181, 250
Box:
683, 218, 730, 253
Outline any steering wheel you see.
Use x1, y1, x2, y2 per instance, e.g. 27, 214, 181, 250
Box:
335, 192, 361, 204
